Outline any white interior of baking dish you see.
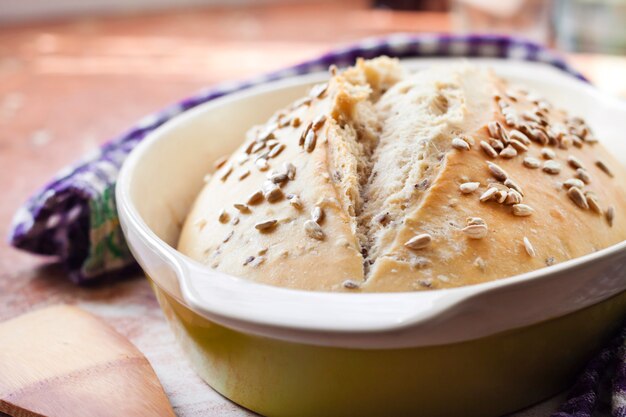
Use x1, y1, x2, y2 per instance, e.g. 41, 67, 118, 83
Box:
117, 58, 626, 348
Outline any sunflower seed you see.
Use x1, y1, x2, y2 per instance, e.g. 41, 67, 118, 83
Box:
247, 190, 264, 205
541, 148, 556, 160
543, 160, 561, 175
266, 139, 279, 149
509, 139, 528, 152
255, 158, 269, 171
530, 129, 549, 145
487, 161, 508, 181
303, 129, 317, 153
537, 100, 551, 111
522, 111, 540, 123
268, 143, 285, 158
311, 205, 325, 223
467, 217, 485, 226
523, 157, 541, 169
405, 233, 433, 250
214, 155, 228, 169
480, 141, 499, 158
251, 141, 266, 154
495, 190, 508, 203
310, 83, 328, 99
523, 237, 536, 257
474, 257, 487, 271
219, 163, 233, 181
460, 182, 480, 194
284, 162, 296, 180
512, 204, 534, 216
500, 146, 518, 159
233, 203, 250, 213
244, 140, 256, 154
566, 155, 583, 170
606, 206, 615, 227
223, 230, 234, 243
288, 194, 303, 210
568, 116, 584, 125
505, 190, 523, 205
269, 172, 289, 184
596, 160, 614, 177
462, 224, 488, 239
249, 256, 266, 267
438, 275, 451, 283
504, 178, 524, 196
479, 187, 499, 202
510, 129, 531, 145
417, 278, 433, 287
312, 114, 327, 131
586, 194, 602, 214
243, 256, 255, 266
505, 90, 519, 102
576, 168, 591, 184
488, 121, 509, 143
255, 219, 277, 231
505, 115, 520, 128
278, 115, 292, 128
236, 169, 250, 181
461, 135, 475, 146
572, 135, 584, 148
567, 186, 589, 209
258, 124, 276, 141
218, 209, 230, 223
559, 135, 573, 149
264, 184, 284, 203
299, 123, 312, 146
231, 217, 240, 225
563, 178, 585, 189
292, 97, 312, 109
304, 220, 325, 240
342, 279, 360, 289
490, 138, 505, 151
452, 137, 470, 151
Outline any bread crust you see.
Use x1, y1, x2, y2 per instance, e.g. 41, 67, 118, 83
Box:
178, 58, 626, 292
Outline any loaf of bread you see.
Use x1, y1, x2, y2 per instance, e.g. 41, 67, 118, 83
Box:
178, 57, 626, 292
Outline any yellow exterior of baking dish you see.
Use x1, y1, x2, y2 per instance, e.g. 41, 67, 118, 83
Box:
152, 279, 626, 417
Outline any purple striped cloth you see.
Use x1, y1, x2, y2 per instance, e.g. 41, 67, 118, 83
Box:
5, 32, 626, 417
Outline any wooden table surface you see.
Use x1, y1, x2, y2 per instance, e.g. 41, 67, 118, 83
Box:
0, 2, 624, 416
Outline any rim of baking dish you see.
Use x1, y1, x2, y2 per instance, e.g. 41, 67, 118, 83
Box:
117, 58, 626, 348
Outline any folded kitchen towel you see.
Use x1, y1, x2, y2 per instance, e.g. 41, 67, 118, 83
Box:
552, 326, 626, 417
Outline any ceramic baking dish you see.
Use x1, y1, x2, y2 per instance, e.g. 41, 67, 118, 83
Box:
116, 58, 626, 417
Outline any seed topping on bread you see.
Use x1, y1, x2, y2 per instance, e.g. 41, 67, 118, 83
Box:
179, 58, 624, 292
405, 234, 433, 250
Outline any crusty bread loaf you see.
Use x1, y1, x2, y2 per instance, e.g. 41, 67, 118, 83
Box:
178, 57, 626, 292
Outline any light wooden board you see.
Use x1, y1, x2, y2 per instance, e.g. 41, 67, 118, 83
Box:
0, 305, 176, 417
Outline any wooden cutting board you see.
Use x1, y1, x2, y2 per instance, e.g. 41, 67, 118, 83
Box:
0, 305, 175, 417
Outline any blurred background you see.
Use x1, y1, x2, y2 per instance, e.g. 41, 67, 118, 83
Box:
1, 0, 625, 273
